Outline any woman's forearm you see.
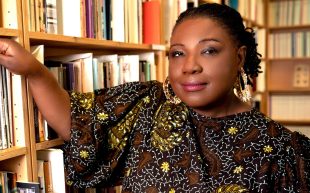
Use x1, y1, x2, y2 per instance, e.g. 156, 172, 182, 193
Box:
28, 63, 71, 141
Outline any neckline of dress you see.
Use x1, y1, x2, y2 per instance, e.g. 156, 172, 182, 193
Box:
188, 107, 257, 122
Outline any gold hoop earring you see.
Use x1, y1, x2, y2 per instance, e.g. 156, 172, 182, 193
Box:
163, 77, 181, 104
234, 69, 251, 102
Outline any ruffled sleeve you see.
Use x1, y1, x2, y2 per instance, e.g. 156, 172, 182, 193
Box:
63, 81, 163, 188
272, 131, 310, 192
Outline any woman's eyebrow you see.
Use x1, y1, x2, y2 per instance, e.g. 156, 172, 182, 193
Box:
170, 43, 184, 49
199, 38, 220, 44
170, 38, 220, 49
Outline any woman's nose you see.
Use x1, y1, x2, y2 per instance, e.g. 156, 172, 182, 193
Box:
182, 54, 203, 74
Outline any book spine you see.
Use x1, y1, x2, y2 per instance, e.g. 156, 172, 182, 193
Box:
142, 1, 161, 44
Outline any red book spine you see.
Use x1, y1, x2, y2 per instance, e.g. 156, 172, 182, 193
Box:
142, 1, 161, 44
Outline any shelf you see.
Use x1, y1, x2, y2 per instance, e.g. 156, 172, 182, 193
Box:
35, 138, 64, 150
0, 147, 27, 161
276, 120, 310, 126
268, 90, 310, 94
268, 57, 310, 61
28, 32, 166, 52
0, 28, 22, 37
269, 25, 310, 31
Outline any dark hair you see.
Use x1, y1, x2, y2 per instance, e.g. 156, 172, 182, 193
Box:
173, 3, 262, 87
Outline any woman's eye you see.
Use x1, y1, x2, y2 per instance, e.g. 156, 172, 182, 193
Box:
170, 51, 184, 57
202, 48, 218, 55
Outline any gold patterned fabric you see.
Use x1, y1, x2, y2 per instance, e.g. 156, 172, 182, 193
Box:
64, 81, 310, 193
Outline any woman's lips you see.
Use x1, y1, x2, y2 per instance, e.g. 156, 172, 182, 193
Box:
182, 83, 207, 92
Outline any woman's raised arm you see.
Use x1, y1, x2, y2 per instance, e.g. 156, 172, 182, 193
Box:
0, 38, 71, 141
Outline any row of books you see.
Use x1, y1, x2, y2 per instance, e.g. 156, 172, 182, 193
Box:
270, 94, 310, 121
269, 0, 310, 27
0, 66, 13, 150
0, 171, 45, 193
270, 94, 310, 138
0, 171, 17, 193
27, 0, 161, 44
268, 31, 310, 58
224, 0, 264, 25
32, 45, 157, 92
162, 0, 195, 45
31, 45, 157, 143
253, 28, 266, 58
162, 0, 225, 45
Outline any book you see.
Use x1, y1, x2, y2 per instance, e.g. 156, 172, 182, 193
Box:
270, 94, 310, 121
0, 172, 16, 193
56, 0, 81, 37
92, 58, 105, 90
0, 65, 14, 149
125, 0, 139, 43
7, 172, 17, 193
36, 160, 45, 193
1, 0, 18, 28
47, 53, 94, 92
45, 0, 58, 34
162, 0, 178, 45
111, 0, 125, 42
16, 182, 40, 193
37, 149, 65, 193
28, 0, 36, 31
142, 0, 161, 44
118, 55, 140, 84
85, 0, 94, 38
43, 161, 53, 193
95, 54, 119, 87
139, 52, 156, 81
104, 0, 112, 40
11, 73, 26, 147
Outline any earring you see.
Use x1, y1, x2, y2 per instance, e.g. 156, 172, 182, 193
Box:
234, 69, 251, 102
163, 77, 181, 104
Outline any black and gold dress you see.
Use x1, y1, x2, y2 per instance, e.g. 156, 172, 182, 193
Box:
64, 81, 310, 193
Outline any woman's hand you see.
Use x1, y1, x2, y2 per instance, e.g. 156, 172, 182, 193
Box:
0, 38, 42, 76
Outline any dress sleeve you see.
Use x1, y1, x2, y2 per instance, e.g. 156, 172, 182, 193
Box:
273, 131, 310, 192
63, 81, 163, 188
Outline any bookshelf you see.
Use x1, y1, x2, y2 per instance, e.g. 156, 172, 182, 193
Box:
0, 0, 33, 183
19, 0, 170, 191
266, 0, 310, 134
1, 0, 167, 191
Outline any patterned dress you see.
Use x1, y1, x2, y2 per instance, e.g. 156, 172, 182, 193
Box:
64, 81, 310, 193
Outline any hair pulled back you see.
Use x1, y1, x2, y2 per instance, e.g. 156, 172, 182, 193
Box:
173, 3, 262, 86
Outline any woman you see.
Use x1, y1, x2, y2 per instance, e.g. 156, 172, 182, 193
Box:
0, 3, 309, 193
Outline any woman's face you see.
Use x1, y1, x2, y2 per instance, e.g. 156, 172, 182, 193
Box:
169, 17, 246, 116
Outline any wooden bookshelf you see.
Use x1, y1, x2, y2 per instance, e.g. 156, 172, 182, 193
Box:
0, 0, 33, 183
265, 0, 310, 132
18, 0, 169, 191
